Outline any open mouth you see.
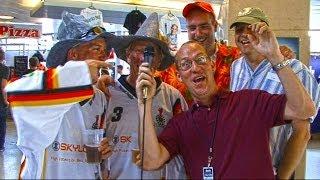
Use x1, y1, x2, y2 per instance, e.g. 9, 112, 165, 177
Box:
195, 37, 206, 43
240, 39, 250, 45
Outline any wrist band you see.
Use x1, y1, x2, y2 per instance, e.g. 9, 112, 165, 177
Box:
272, 59, 291, 72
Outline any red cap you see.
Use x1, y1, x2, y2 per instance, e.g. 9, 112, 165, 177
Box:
182, 1, 215, 18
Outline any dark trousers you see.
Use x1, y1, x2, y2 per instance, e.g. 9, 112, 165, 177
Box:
0, 106, 7, 148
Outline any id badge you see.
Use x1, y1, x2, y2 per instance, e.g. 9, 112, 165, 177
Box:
203, 167, 214, 180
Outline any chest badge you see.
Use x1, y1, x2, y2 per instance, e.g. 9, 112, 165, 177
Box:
155, 108, 166, 128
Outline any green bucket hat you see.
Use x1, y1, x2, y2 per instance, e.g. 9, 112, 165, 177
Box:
230, 7, 269, 29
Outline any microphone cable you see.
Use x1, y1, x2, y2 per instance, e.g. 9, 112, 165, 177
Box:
140, 97, 147, 179
140, 44, 154, 179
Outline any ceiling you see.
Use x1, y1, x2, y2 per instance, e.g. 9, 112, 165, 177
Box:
0, 0, 195, 25
0, 0, 41, 24
0, 0, 319, 29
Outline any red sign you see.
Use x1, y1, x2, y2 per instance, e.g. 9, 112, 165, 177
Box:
0, 24, 40, 38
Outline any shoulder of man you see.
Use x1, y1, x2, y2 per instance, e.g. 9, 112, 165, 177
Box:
231, 56, 246, 69
158, 82, 189, 112
160, 81, 188, 99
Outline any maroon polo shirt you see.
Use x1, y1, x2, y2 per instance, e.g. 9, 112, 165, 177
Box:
158, 89, 287, 179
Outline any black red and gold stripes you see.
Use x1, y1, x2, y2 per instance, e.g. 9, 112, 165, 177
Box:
8, 85, 93, 107
8, 67, 93, 107
43, 68, 59, 90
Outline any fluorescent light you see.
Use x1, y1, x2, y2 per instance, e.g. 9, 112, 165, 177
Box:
0, 15, 14, 20
0, 21, 40, 26
21, 0, 41, 8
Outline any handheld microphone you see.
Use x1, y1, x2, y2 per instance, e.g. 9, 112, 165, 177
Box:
142, 45, 155, 99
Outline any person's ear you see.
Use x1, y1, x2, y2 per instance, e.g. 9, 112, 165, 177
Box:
67, 48, 78, 60
212, 19, 218, 32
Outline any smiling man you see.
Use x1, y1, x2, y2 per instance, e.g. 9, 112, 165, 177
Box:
6, 28, 115, 179
230, 7, 320, 179
158, 1, 240, 105
183, 2, 218, 59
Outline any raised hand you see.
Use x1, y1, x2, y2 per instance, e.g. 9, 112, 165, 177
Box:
85, 60, 112, 84
96, 75, 115, 100
136, 62, 157, 102
247, 22, 283, 64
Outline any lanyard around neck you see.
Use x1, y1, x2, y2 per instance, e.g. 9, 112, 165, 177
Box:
191, 97, 220, 167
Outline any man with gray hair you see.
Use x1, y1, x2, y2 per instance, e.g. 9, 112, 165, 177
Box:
230, 7, 319, 179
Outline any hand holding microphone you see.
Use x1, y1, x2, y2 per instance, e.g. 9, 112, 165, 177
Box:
142, 45, 155, 99
136, 45, 156, 101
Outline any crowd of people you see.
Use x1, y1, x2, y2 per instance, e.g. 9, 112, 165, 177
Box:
1, 1, 319, 179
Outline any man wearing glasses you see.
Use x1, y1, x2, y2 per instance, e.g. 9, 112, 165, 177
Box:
135, 36, 315, 179
158, 1, 240, 106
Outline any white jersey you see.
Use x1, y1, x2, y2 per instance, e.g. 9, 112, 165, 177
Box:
106, 76, 188, 179
6, 61, 107, 179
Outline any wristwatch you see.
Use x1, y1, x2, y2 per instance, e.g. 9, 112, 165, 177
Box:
272, 59, 291, 72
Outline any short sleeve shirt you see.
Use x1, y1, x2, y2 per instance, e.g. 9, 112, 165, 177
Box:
159, 89, 287, 179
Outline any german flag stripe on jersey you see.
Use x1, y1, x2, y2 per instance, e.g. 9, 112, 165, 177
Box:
43, 68, 59, 90
8, 85, 93, 107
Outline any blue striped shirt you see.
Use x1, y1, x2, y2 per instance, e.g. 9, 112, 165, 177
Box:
230, 56, 320, 170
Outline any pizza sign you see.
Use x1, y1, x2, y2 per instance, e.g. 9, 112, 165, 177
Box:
0, 24, 40, 38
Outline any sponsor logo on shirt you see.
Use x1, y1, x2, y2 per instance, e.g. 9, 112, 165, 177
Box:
52, 141, 85, 152
112, 135, 132, 145
155, 108, 166, 128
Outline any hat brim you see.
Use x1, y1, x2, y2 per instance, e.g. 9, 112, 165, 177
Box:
111, 35, 174, 71
46, 39, 84, 68
230, 16, 262, 29
47, 32, 116, 68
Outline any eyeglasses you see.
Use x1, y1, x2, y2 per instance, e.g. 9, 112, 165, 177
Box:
178, 55, 210, 71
